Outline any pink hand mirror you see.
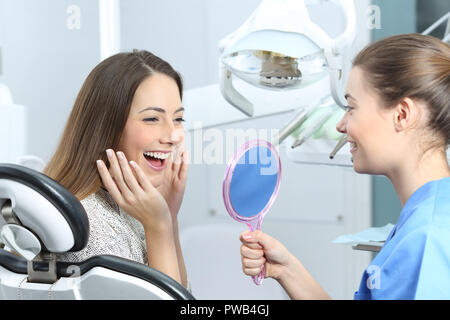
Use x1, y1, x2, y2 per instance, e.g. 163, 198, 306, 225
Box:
222, 139, 282, 285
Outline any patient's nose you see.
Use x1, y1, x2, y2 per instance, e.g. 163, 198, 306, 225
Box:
161, 122, 184, 146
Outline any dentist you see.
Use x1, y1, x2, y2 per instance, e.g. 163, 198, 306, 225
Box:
240, 34, 450, 299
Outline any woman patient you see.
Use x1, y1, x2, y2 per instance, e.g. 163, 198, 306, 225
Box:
44, 50, 188, 288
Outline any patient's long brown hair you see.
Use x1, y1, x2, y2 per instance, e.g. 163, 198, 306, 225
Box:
44, 50, 183, 200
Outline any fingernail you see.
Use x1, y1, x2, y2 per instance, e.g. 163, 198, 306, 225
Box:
106, 149, 113, 158
116, 151, 124, 160
96, 160, 103, 167
129, 160, 137, 168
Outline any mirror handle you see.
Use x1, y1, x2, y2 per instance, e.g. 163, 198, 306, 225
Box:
247, 216, 265, 285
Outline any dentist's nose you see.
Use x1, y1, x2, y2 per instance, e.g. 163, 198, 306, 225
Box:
336, 113, 347, 134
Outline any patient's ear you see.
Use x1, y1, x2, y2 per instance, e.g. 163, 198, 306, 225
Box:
392, 97, 422, 132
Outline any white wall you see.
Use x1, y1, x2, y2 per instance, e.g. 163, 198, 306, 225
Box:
0, 0, 101, 163
120, 0, 261, 89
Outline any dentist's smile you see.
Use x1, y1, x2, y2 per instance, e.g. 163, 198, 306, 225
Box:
348, 140, 357, 153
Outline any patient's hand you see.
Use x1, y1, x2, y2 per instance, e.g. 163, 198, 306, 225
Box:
156, 147, 188, 221
97, 149, 172, 232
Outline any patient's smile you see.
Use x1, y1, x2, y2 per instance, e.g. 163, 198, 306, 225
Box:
143, 150, 171, 171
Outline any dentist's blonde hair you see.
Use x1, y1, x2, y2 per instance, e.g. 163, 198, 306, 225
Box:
352, 33, 450, 151
44, 50, 183, 200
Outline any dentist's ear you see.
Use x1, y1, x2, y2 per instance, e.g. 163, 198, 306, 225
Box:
392, 97, 422, 132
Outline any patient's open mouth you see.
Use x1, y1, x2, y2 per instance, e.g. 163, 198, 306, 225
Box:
143, 151, 170, 171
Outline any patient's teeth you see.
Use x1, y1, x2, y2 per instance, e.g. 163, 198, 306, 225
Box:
143, 151, 170, 160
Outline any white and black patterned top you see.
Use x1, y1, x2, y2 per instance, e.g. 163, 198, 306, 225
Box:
56, 188, 148, 265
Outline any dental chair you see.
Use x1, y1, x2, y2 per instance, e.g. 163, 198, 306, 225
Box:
0, 163, 195, 300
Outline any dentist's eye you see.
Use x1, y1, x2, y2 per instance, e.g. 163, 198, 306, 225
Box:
175, 118, 186, 123
345, 105, 354, 113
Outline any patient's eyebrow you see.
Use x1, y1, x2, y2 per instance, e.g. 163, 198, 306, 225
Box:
139, 106, 184, 114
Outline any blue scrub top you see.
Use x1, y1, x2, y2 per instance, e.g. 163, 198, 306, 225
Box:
354, 177, 450, 300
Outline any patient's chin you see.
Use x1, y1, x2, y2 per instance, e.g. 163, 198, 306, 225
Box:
147, 175, 163, 188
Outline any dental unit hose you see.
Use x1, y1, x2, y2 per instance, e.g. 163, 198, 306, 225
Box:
291, 106, 336, 149
271, 108, 308, 146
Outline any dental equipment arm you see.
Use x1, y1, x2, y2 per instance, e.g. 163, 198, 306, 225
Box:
324, 0, 356, 109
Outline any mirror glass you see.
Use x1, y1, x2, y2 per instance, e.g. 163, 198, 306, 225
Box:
229, 146, 278, 218
223, 140, 281, 229
222, 140, 281, 285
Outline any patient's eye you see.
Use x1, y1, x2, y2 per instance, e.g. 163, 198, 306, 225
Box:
144, 117, 158, 122
175, 117, 185, 123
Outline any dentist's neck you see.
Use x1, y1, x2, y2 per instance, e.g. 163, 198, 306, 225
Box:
387, 147, 450, 207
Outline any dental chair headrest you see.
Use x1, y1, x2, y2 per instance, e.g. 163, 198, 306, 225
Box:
0, 164, 89, 253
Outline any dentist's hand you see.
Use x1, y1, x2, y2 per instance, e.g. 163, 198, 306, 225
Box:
240, 230, 293, 281
97, 149, 172, 232
240, 230, 331, 300
156, 147, 189, 221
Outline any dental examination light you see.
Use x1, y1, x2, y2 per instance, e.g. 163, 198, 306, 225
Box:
219, 0, 356, 119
